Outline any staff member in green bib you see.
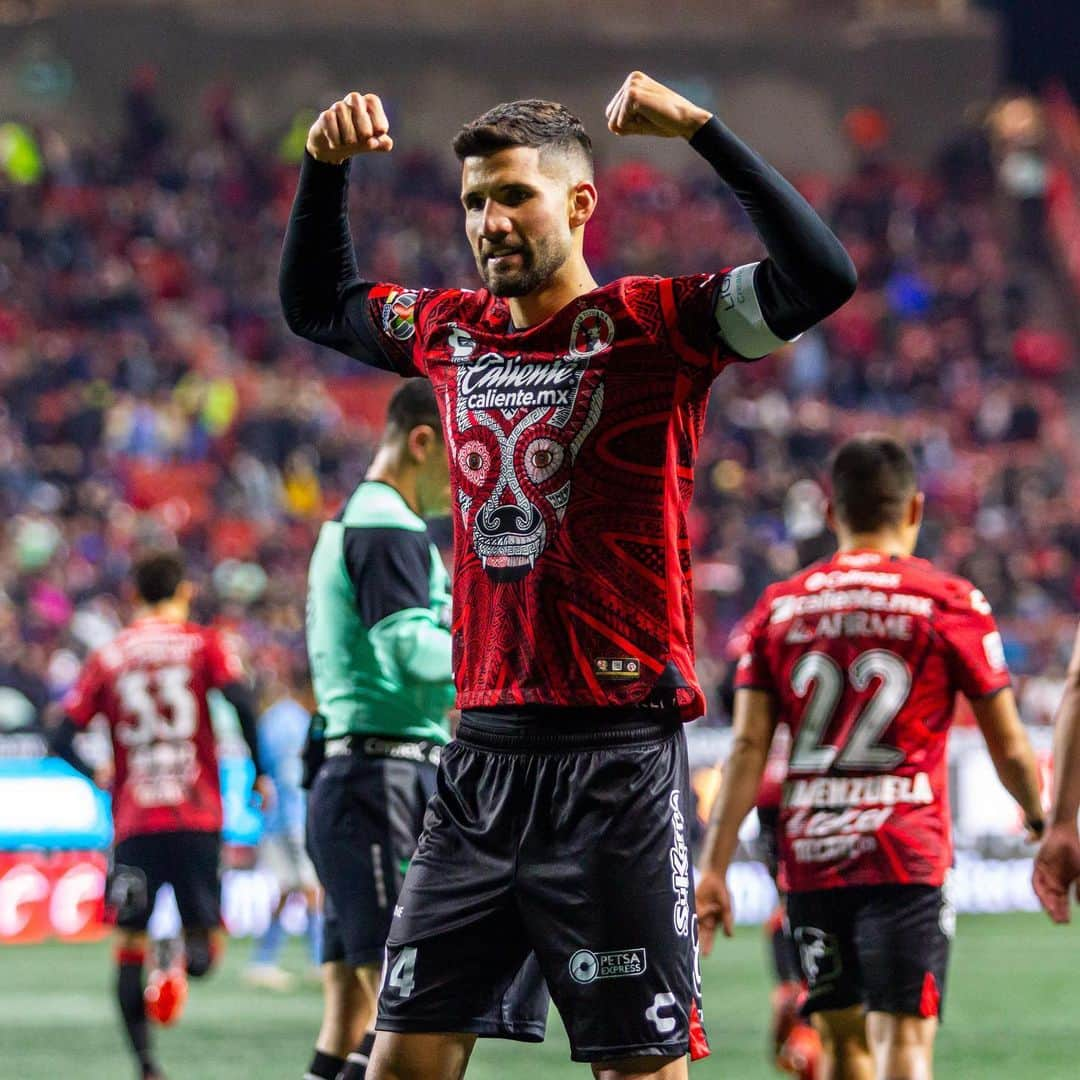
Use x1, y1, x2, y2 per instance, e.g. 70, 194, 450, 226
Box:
303, 379, 454, 1080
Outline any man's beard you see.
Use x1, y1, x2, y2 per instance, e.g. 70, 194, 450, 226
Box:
477, 236, 568, 298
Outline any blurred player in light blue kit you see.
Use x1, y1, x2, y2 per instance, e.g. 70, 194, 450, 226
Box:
246, 660, 322, 989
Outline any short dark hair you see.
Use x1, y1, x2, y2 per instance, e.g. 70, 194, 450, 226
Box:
386, 378, 442, 441
830, 435, 917, 533
133, 549, 186, 605
453, 99, 593, 177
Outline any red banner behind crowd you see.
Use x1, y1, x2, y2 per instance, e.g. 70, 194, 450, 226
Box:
0, 852, 108, 945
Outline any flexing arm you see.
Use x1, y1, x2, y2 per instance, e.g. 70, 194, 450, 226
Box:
1033, 623, 1080, 923
279, 92, 397, 365
695, 688, 778, 955
970, 688, 1044, 829
606, 72, 856, 351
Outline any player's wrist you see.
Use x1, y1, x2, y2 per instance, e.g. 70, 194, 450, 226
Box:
680, 107, 713, 140
1045, 815, 1080, 836
305, 141, 350, 167
1025, 814, 1046, 840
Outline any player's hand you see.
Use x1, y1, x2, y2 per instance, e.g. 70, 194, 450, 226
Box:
605, 71, 712, 140
253, 773, 276, 812
695, 868, 734, 955
1033, 824, 1080, 924
306, 92, 393, 164
92, 762, 114, 791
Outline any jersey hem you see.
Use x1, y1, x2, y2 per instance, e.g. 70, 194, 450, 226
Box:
113, 820, 222, 845
785, 875, 947, 894
454, 689, 704, 721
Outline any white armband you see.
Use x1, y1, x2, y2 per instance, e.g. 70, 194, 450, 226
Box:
713, 262, 798, 360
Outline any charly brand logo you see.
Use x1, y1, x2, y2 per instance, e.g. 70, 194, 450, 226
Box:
569, 307, 615, 358
669, 791, 690, 936
568, 948, 647, 985
645, 992, 678, 1035
381, 289, 419, 341
450, 348, 604, 582
447, 324, 477, 360
794, 927, 840, 987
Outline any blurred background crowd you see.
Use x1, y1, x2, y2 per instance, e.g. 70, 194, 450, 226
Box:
1, 52, 1078, 739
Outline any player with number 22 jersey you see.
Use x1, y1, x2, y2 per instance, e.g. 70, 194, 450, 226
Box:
697, 436, 1043, 1080
734, 548, 1008, 892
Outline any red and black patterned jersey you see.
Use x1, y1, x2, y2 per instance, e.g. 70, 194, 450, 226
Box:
734, 550, 1011, 891
363, 275, 745, 720
64, 617, 244, 842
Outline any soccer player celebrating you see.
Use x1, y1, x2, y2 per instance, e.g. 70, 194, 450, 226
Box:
696, 436, 1045, 1080
1033, 622, 1080, 923
48, 550, 271, 1080
281, 72, 856, 1079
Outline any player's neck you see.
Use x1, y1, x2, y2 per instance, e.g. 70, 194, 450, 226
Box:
508, 256, 598, 329
138, 599, 188, 624
837, 533, 914, 560
366, 449, 420, 516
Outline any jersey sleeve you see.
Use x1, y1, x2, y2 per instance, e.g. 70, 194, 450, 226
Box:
204, 628, 247, 689
660, 265, 796, 375
343, 526, 453, 685
63, 654, 105, 729
733, 591, 777, 693
936, 584, 1012, 700
357, 283, 439, 377
342, 526, 432, 626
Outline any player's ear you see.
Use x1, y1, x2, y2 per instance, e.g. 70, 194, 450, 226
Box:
568, 180, 597, 229
408, 423, 437, 463
908, 491, 925, 528
824, 500, 838, 535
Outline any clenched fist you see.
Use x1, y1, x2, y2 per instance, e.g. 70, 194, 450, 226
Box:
307, 92, 393, 165
605, 71, 713, 141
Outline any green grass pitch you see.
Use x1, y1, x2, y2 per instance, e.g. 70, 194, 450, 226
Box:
2, 912, 1074, 1078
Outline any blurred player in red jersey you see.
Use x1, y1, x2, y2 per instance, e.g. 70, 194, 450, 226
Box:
696, 435, 1044, 1080
1033, 622, 1080, 923
282, 72, 856, 1080
49, 550, 272, 1080
755, 727, 822, 1080
721, 627, 820, 1080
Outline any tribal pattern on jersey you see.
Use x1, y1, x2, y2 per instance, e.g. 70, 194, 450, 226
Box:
365, 275, 741, 718
447, 329, 604, 581
63, 618, 243, 842
735, 551, 1011, 891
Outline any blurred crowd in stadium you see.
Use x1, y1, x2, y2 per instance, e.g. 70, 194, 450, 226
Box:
1, 73, 1076, 731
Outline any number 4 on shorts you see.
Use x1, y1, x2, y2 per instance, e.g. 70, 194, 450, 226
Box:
388, 947, 417, 998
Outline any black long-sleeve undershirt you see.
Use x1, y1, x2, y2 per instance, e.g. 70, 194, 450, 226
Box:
221, 680, 266, 777
688, 116, 856, 339
279, 155, 386, 366
47, 717, 96, 780
279, 118, 856, 355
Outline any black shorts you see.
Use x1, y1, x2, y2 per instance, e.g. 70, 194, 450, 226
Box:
108, 830, 221, 932
377, 710, 710, 1064
306, 745, 438, 967
786, 883, 953, 1019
